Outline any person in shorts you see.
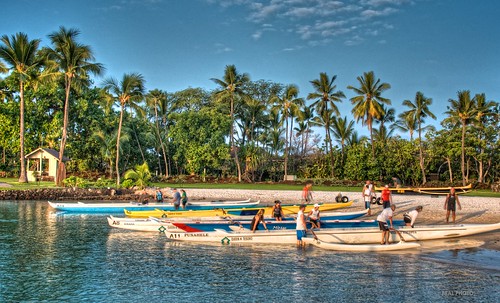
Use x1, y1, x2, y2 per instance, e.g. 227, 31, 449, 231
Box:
296, 204, 307, 246
404, 206, 423, 228
377, 204, 396, 244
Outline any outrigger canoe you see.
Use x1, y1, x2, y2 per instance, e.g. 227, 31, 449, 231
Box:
303, 238, 421, 251
163, 222, 500, 245
48, 198, 258, 213
107, 214, 398, 233
374, 184, 472, 195
124, 201, 354, 218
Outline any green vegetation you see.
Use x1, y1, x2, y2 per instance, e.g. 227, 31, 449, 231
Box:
1, 27, 499, 190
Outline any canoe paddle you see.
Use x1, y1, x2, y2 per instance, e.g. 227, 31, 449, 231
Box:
391, 228, 406, 242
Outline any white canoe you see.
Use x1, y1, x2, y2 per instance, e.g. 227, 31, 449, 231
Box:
163, 222, 500, 245
303, 238, 421, 251
107, 216, 186, 233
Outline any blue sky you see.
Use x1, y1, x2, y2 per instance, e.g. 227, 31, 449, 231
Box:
2, 0, 499, 138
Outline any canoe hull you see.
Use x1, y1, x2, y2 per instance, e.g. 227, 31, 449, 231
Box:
48, 199, 258, 213
163, 223, 500, 244
125, 201, 354, 218
303, 238, 421, 251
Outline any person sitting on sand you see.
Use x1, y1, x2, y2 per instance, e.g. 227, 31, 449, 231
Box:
272, 200, 285, 221
250, 209, 268, 233
377, 204, 396, 245
444, 187, 461, 223
404, 206, 423, 228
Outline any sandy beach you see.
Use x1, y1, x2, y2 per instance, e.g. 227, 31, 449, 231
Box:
181, 188, 500, 250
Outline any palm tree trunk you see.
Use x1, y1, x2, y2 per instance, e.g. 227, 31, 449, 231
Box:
116, 106, 125, 187
230, 97, 241, 182
418, 125, 427, 185
447, 158, 453, 183
283, 114, 289, 180
461, 121, 466, 186
56, 78, 71, 186
18, 82, 27, 183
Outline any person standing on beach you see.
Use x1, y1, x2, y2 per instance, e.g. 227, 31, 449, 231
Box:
296, 204, 307, 246
180, 189, 188, 209
362, 184, 372, 216
302, 183, 313, 203
444, 187, 461, 223
155, 189, 163, 203
381, 184, 392, 209
171, 188, 181, 210
404, 206, 423, 228
377, 204, 396, 245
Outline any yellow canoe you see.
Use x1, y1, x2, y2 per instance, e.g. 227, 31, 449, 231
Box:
375, 184, 472, 195
124, 201, 353, 218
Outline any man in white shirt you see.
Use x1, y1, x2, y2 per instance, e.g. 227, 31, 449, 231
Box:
404, 206, 423, 228
377, 204, 396, 244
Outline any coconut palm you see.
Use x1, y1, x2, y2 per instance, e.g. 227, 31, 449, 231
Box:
272, 84, 304, 180
146, 89, 169, 177
295, 104, 315, 157
472, 93, 497, 183
401, 92, 436, 184
211, 65, 250, 182
102, 73, 145, 187
444, 90, 477, 186
124, 162, 151, 189
330, 116, 355, 168
347, 71, 391, 158
307, 72, 345, 177
92, 129, 130, 178
392, 111, 417, 141
43, 26, 104, 186
0, 32, 42, 182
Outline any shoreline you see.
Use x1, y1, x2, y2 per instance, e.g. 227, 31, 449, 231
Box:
182, 188, 500, 251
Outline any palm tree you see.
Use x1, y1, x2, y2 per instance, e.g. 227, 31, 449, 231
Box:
392, 111, 417, 141
402, 92, 436, 184
92, 129, 130, 178
347, 71, 391, 158
330, 116, 355, 168
0, 32, 42, 182
124, 162, 151, 189
43, 26, 104, 186
272, 84, 304, 180
294, 104, 315, 157
375, 105, 395, 130
146, 89, 169, 177
211, 65, 250, 182
102, 73, 145, 187
307, 72, 345, 177
444, 90, 477, 186
472, 93, 497, 183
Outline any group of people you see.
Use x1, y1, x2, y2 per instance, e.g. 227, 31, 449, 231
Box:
372, 181, 462, 245
250, 198, 321, 247
154, 188, 188, 210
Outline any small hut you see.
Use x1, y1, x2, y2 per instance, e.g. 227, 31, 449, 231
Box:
25, 148, 70, 182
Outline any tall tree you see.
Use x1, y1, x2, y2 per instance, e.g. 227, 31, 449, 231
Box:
402, 92, 436, 184
347, 71, 391, 158
392, 111, 417, 141
43, 26, 104, 186
0, 32, 42, 182
307, 72, 345, 177
102, 73, 145, 187
211, 65, 249, 182
146, 89, 169, 177
472, 93, 497, 183
330, 116, 355, 170
444, 90, 477, 186
272, 84, 303, 180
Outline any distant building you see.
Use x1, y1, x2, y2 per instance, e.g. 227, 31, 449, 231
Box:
25, 148, 70, 182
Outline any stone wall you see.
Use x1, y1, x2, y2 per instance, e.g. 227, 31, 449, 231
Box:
0, 188, 141, 201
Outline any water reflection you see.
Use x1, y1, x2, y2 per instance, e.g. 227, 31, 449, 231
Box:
0, 201, 498, 303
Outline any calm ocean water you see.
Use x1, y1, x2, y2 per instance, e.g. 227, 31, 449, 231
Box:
0, 201, 498, 303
